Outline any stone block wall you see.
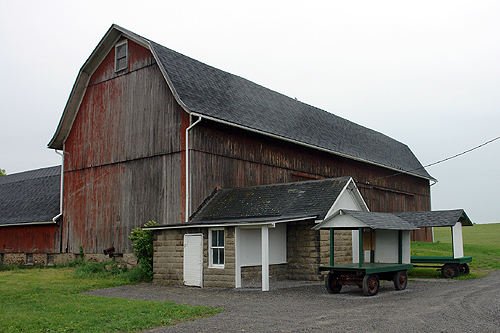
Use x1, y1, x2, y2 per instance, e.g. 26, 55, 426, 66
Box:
319, 229, 353, 266
152, 221, 354, 288
0, 252, 137, 267
241, 264, 288, 287
287, 220, 353, 281
153, 227, 236, 288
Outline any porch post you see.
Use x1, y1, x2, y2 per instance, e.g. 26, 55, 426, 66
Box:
330, 228, 335, 266
235, 227, 241, 288
262, 225, 270, 291
358, 228, 364, 266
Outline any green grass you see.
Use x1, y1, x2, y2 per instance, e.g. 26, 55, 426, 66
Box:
0, 264, 223, 332
409, 223, 500, 279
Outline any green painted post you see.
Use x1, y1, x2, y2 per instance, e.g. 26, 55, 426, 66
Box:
330, 228, 335, 266
398, 230, 403, 264
358, 228, 364, 267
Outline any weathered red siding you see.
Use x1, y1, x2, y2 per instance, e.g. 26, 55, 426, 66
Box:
62, 39, 187, 254
189, 121, 432, 241
0, 225, 60, 253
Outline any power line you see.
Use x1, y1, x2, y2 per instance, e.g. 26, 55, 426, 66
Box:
422, 135, 500, 169
362, 135, 500, 184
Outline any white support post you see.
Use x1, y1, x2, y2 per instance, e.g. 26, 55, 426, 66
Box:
261, 225, 269, 292
452, 222, 464, 258
235, 227, 241, 288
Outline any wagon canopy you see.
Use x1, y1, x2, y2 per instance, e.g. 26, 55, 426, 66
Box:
312, 209, 419, 231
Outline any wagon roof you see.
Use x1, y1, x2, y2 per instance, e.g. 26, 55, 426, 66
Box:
0, 166, 61, 226
313, 209, 419, 231
48, 24, 435, 182
393, 209, 473, 227
313, 208, 472, 231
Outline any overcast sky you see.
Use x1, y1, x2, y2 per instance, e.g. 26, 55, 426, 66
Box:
1, 1, 499, 223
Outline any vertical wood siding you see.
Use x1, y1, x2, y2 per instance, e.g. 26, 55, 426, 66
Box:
0, 225, 60, 253
189, 121, 432, 241
62, 39, 186, 254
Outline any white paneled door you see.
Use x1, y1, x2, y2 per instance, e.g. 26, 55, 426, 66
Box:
183, 234, 203, 287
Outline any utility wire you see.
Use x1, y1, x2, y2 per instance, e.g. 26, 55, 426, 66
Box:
361, 135, 500, 184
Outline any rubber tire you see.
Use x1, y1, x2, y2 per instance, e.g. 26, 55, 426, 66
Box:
325, 272, 342, 294
393, 270, 408, 290
460, 263, 470, 275
362, 274, 380, 296
441, 263, 460, 278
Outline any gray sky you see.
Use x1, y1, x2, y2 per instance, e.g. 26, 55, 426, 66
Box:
1, 1, 499, 223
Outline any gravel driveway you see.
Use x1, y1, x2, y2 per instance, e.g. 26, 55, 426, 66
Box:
84, 270, 500, 332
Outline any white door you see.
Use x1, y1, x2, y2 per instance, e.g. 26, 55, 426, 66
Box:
183, 234, 203, 287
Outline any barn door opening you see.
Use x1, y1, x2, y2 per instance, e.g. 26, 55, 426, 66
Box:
183, 234, 203, 287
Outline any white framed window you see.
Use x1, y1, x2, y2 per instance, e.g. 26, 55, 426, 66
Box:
209, 228, 225, 268
115, 40, 128, 72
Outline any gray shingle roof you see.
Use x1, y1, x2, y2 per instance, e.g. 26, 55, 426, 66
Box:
393, 209, 472, 227
189, 177, 352, 224
0, 166, 61, 226
48, 24, 434, 181
340, 210, 419, 230
149, 39, 434, 181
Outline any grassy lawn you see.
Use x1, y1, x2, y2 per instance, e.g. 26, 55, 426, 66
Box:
0, 264, 222, 332
409, 223, 500, 279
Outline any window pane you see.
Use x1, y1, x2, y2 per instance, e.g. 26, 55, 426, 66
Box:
116, 44, 126, 58
218, 230, 224, 246
219, 248, 224, 265
211, 230, 218, 247
212, 248, 219, 265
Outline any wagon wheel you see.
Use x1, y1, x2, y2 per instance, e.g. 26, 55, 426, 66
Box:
460, 263, 470, 275
393, 270, 408, 290
325, 272, 342, 294
441, 263, 460, 278
362, 274, 379, 296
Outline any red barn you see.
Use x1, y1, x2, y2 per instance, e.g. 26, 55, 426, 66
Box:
0, 166, 61, 265
47, 25, 434, 262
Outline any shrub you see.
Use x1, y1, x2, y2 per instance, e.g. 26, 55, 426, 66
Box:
129, 221, 158, 281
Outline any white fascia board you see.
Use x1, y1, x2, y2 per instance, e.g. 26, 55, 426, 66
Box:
143, 216, 317, 231
324, 177, 370, 219
0, 221, 56, 227
313, 210, 369, 230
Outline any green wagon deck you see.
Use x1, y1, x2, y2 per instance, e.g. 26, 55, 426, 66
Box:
319, 262, 414, 275
411, 256, 472, 264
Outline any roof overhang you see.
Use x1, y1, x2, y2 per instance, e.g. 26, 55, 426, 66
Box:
0, 221, 57, 228
143, 215, 318, 231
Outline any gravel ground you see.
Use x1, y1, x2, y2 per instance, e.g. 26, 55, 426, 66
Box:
84, 270, 500, 332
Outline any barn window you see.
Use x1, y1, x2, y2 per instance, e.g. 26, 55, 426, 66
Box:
47, 253, 54, 266
115, 40, 128, 72
26, 253, 33, 265
209, 228, 225, 268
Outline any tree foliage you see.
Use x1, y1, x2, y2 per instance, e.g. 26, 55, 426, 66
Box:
129, 221, 158, 281
0, 169, 6, 176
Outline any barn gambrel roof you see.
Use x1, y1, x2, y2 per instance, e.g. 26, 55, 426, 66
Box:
48, 24, 434, 181
0, 166, 61, 226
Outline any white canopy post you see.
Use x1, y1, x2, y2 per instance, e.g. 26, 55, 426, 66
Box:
261, 225, 270, 291
452, 222, 464, 258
